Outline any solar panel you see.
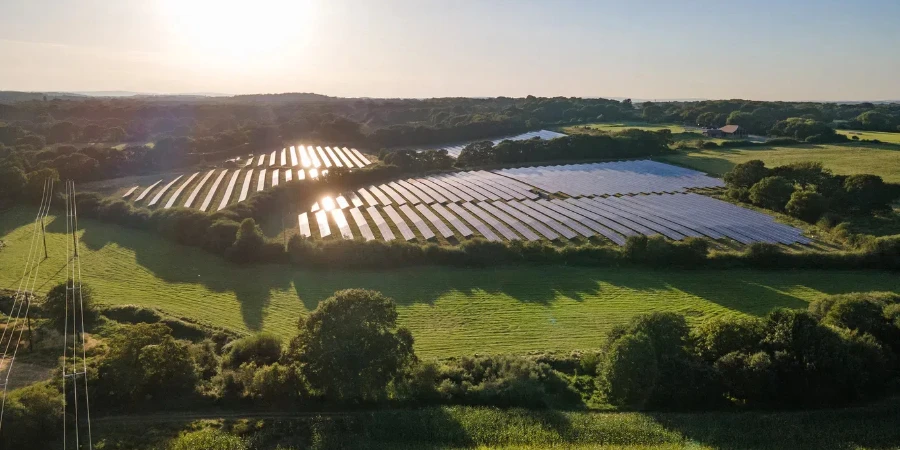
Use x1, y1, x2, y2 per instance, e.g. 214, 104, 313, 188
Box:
507, 200, 578, 239
280, 148, 287, 166
184, 170, 216, 208
244, 157, 253, 167
417, 177, 462, 202
619, 195, 724, 239
308, 146, 322, 168
349, 208, 375, 241
462, 202, 519, 241
272, 169, 279, 187
299, 145, 312, 168
559, 198, 640, 238
332, 146, 355, 167
431, 203, 473, 237
348, 148, 371, 165
336, 196, 350, 209
315, 210, 331, 238
257, 154, 265, 166
378, 184, 407, 204
399, 204, 436, 240
298, 212, 311, 237
493, 201, 559, 240
602, 196, 702, 238
416, 204, 454, 239
356, 188, 379, 207
583, 197, 683, 240
285, 169, 293, 182
541, 199, 627, 245
367, 185, 393, 205
149, 175, 183, 206
290, 146, 298, 166
458, 172, 513, 200
447, 203, 499, 241
135, 180, 162, 202
428, 175, 476, 201
257, 169, 266, 192
382, 205, 416, 241
199, 170, 228, 211
218, 170, 242, 211
269, 151, 276, 167
478, 201, 539, 241
441, 174, 490, 201
324, 146, 342, 168
344, 147, 366, 168
239, 170, 254, 202
590, 197, 687, 240
332, 209, 354, 239
388, 181, 421, 204
397, 180, 434, 204
165, 172, 199, 209
567, 198, 654, 236
122, 186, 139, 198
297, 169, 305, 180
308, 168, 319, 179
366, 206, 396, 241
316, 146, 333, 168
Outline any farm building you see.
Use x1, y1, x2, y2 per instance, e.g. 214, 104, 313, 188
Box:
703, 125, 747, 138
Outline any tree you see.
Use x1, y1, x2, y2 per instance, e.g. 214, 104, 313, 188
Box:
24, 168, 60, 202
226, 218, 266, 262
692, 316, 765, 362
287, 289, 415, 401
42, 279, 95, 333
785, 190, 829, 222
597, 333, 658, 409
724, 160, 769, 189
0, 164, 27, 201
843, 174, 894, 214
856, 110, 893, 131
749, 176, 794, 211
222, 332, 283, 369
641, 102, 664, 122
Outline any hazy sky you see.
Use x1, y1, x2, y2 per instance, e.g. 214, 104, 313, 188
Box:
1, 0, 899, 100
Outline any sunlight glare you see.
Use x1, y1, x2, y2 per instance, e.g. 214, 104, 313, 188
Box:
158, 0, 316, 70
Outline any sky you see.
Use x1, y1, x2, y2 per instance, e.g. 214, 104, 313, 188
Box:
1, 0, 899, 101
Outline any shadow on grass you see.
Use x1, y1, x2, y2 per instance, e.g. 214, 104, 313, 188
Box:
648, 399, 900, 450
55, 213, 899, 334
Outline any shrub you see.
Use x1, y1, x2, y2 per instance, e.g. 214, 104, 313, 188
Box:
785, 190, 829, 222
597, 333, 658, 409
692, 316, 765, 362
843, 174, 895, 214
41, 279, 96, 332
726, 187, 750, 202
749, 176, 794, 210
169, 429, 249, 450
245, 362, 305, 402
0, 383, 63, 448
724, 160, 769, 189
222, 332, 283, 369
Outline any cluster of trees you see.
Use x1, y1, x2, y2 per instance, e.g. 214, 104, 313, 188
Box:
646, 99, 900, 134
7, 286, 900, 447
597, 291, 900, 410
0, 95, 642, 183
724, 160, 900, 223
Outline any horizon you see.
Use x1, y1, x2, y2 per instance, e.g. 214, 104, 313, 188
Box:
2, 0, 900, 101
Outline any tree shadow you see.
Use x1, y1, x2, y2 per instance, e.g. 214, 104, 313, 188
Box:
648, 399, 900, 449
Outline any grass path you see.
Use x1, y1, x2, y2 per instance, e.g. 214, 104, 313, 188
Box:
2, 208, 897, 358
661, 142, 900, 182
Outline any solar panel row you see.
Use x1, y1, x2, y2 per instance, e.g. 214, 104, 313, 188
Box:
493, 160, 724, 196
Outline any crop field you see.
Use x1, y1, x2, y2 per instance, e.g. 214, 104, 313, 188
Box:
660, 142, 900, 183
2, 208, 897, 358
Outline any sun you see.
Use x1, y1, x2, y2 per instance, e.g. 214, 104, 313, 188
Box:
157, 0, 316, 70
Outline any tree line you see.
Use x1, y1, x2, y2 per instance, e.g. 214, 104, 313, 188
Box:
4, 286, 900, 447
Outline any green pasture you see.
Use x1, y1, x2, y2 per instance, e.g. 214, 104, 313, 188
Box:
1, 208, 897, 358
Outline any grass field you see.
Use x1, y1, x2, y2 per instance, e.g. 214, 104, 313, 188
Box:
660, 142, 900, 183
95, 400, 900, 449
837, 129, 900, 144
2, 208, 898, 358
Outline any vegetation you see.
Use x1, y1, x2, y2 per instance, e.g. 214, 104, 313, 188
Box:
660, 142, 900, 183
7, 286, 900, 448
2, 209, 898, 358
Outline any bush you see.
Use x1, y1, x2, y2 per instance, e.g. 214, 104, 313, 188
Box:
245, 362, 305, 402
785, 190, 829, 222
41, 279, 96, 332
597, 333, 658, 409
692, 316, 765, 362
169, 429, 249, 450
222, 332, 283, 369
748, 176, 794, 210
843, 174, 895, 214
724, 160, 770, 189
0, 383, 64, 448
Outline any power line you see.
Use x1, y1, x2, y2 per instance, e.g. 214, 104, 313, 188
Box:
0, 177, 54, 434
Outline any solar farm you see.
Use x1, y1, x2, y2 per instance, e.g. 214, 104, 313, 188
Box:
299, 160, 810, 246
120, 145, 373, 211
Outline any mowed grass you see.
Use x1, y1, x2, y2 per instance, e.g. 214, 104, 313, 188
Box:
563, 122, 692, 134
660, 142, 900, 183
837, 129, 900, 144
2, 208, 898, 358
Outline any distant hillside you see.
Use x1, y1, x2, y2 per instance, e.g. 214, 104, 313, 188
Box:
0, 91, 87, 103
230, 92, 336, 103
